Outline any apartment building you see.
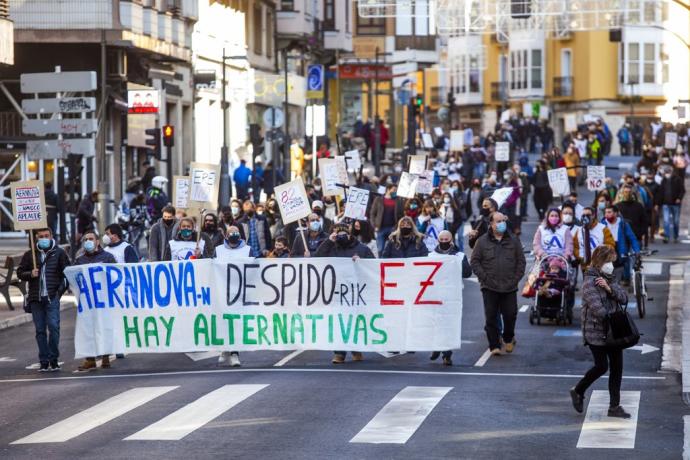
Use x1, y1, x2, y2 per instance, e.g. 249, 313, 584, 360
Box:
0, 0, 12, 66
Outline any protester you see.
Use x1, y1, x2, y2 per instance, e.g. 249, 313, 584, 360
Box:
202, 213, 226, 247
148, 205, 177, 262
353, 219, 378, 258
103, 223, 139, 263
146, 176, 169, 222
573, 207, 615, 270
233, 159, 252, 200
237, 200, 272, 257
468, 198, 498, 249
165, 217, 214, 260
291, 213, 328, 257
268, 236, 290, 258
77, 190, 99, 236
371, 183, 404, 253
532, 160, 553, 220
532, 208, 573, 260
603, 205, 640, 286
381, 216, 430, 258
615, 184, 648, 244
657, 166, 685, 243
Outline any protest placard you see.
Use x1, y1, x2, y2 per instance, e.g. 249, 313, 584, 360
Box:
408, 154, 427, 174
189, 162, 220, 207
586, 166, 606, 191
344, 149, 362, 171
495, 142, 510, 162
490, 187, 515, 209
665, 132, 678, 150
343, 186, 370, 220
172, 176, 192, 210
539, 105, 549, 120
397, 172, 419, 199
522, 103, 532, 118
319, 158, 343, 196
11, 180, 47, 231
547, 167, 570, 196
434, 127, 443, 137
334, 156, 349, 185
421, 132, 434, 149
564, 113, 577, 132
65, 256, 464, 356
449, 130, 463, 151
416, 170, 434, 195
274, 177, 311, 224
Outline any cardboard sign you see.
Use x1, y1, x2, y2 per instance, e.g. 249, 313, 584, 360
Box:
319, 158, 343, 196
334, 156, 349, 186
564, 113, 577, 133
416, 170, 434, 195
495, 142, 510, 162
490, 187, 515, 209
343, 186, 370, 220
11, 180, 47, 230
500, 109, 511, 124
189, 162, 221, 208
586, 166, 606, 191
275, 177, 311, 224
344, 149, 362, 171
665, 132, 678, 150
434, 127, 444, 137
172, 176, 192, 210
522, 103, 532, 118
449, 130, 464, 151
397, 172, 419, 199
408, 154, 427, 174
547, 167, 570, 196
421, 132, 434, 149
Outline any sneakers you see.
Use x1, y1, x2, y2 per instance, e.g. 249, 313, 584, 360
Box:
77, 358, 98, 372
229, 353, 241, 367
442, 356, 453, 366
100, 355, 111, 369
38, 361, 50, 372
331, 354, 345, 364
504, 339, 516, 353
490, 348, 502, 356
218, 351, 231, 366
429, 351, 441, 361
569, 387, 584, 413
607, 405, 631, 419
351, 352, 364, 362
49, 360, 61, 372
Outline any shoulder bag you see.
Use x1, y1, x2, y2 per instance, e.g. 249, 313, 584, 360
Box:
604, 292, 640, 349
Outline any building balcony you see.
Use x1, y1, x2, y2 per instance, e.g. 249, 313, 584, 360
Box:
395, 35, 436, 51
9, 0, 114, 29
618, 81, 665, 99
491, 82, 508, 102
553, 76, 573, 98
0, 17, 13, 65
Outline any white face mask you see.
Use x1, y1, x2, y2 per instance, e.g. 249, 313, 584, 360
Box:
562, 214, 573, 224
601, 262, 614, 275
102, 234, 112, 246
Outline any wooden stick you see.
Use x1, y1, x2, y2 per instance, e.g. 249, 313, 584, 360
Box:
299, 221, 310, 257
196, 208, 206, 250
29, 231, 37, 270
335, 196, 341, 215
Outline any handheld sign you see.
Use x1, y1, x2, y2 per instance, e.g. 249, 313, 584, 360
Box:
586, 166, 606, 191
495, 142, 510, 162
172, 176, 192, 210
343, 186, 370, 220
319, 158, 343, 196
416, 170, 434, 195
665, 132, 678, 150
490, 187, 514, 209
344, 149, 362, 171
408, 154, 427, 174
274, 177, 311, 224
189, 162, 220, 207
397, 172, 419, 199
334, 156, 349, 185
421, 132, 434, 149
11, 180, 47, 230
449, 130, 463, 151
547, 167, 570, 196
564, 113, 577, 132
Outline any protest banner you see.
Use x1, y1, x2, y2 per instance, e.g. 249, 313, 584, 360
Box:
408, 154, 427, 174
65, 256, 463, 357
490, 187, 515, 209
169, 240, 205, 260
189, 162, 220, 208
334, 156, 349, 185
416, 170, 434, 195
11, 180, 47, 270
421, 132, 434, 149
319, 158, 343, 196
449, 130, 463, 151
665, 132, 678, 150
397, 172, 419, 199
495, 142, 510, 162
343, 186, 370, 220
564, 113, 577, 133
172, 176, 192, 210
547, 167, 570, 196
274, 177, 311, 224
344, 149, 362, 171
586, 166, 606, 191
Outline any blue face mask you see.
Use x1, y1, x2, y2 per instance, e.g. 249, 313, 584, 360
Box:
83, 240, 96, 253
496, 222, 507, 234
37, 238, 51, 250
410, 203, 418, 210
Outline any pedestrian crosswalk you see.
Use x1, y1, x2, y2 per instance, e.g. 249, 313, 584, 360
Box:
8, 385, 644, 448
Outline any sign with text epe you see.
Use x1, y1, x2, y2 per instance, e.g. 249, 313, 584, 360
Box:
189, 162, 221, 209
275, 177, 311, 224
11, 180, 47, 230
343, 187, 370, 220
547, 167, 570, 196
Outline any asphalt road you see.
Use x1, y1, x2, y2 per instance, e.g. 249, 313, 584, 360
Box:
0, 156, 687, 459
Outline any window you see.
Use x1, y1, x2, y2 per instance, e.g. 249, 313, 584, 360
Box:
627, 1, 640, 23
509, 48, 542, 92
627, 0, 662, 24
280, 1, 295, 11
266, 8, 274, 58
622, 42, 668, 86
450, 53, 481, 95
357, 15, 385, 35
323, 0, 335, 31
643, 43, 655, 83
531, 49, 543, 89
345, 0, 350, 34
627, 43, 639, 84
643, 1, 655, 22
253, 3, 263, 56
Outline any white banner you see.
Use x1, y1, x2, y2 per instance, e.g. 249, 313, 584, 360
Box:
343, 186, 370, 220
66, 257, 463, 357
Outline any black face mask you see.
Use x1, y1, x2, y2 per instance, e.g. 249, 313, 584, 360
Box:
480, 208, 491, 217
439, 241, 452, 251
352, 228, 361, 236
245, 210, 254, 218
204, 223, 216, 232
313, 209, 323, 216
163, 218, 174, 227
400, 227, 413, 236
336, 234, 350, 247
227, 234, 241, 245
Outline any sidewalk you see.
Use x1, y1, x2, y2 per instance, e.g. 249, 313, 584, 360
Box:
678, 176, 690, 403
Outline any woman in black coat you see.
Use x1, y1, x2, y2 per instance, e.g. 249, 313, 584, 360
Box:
381, 216, 429, 259
532, 160, 553, 220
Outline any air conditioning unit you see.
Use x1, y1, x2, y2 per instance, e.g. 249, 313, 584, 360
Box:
108, 49, 127, 79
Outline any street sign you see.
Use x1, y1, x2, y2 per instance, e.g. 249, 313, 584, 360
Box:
393, 74, 417, 88
22, 118, 98, 136
305, 105, 326, 137
396, 88, 411, 106
20, 71, 97, 93
21, 97, 96, 114
392, 62, 418, 76
26, 138, 95, 160
127, 90, 159, 114
262, 107, 284, 129
306, 64, 324, 99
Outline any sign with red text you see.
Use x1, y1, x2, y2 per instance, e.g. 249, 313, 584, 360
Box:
11, 180, 47, 230
586, 166, 606, 191
275, 177, 311, 224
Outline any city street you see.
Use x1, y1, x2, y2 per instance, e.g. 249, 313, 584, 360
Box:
0, 158, 687, 459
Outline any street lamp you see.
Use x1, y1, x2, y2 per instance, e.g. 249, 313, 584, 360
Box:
374, 47, 392, 177
282, 49, 304, 182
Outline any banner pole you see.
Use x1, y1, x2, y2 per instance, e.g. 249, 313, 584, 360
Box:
29, 231, 37, 270
196, 208, 205, 250
299, 222, 310, 257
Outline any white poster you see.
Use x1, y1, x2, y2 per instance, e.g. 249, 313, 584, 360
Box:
547, 167, 570, 196
522, 103, 533, 118
500, 109, 511, 124
274, 177, 312, 224
66, 257, 464, 356
665, 132, 678, 150
343, 186, 370, 220
490, 187, 515, 209
169, 240, 205, 261
434, 127, 444, 137
539, 105, 549, 120
409, 154, 427, 174
10, 180, 47, 230
421, 132, 434, 149
189, 162, 221, 207
564, 113, 578, 133
586, 166, 606, 191
319, 158, 343, 196
416, 170, 434, 195
335, 156, 349, 186
449, 130, 463, 151
397, 172, 419, 199
173, 176, 191, 210
495, 142, 510, 162
344, 149, 362, 171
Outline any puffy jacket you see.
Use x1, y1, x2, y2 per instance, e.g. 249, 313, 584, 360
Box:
75, 248, 116, 265
314, 238, 375, 259
18, 240, 71, 303
381, 235, 429, 258
470, 231, 525, 293
581, 267, 628, 346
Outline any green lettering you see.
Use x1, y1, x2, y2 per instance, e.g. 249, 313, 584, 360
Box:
353, 314, 368, 345
159, 316, 175, 347
123, 316, 141, 348
194, 314, 210, 346
290, 314, 304, 344
273, 313, 288, 344
243, 314, 257, 345
210, 315, 224, 346
370, 314, 388, 344
328, 314, 333, 343
338, 314, 354, 344
305, 314, 323, 344
143, 316, 159, 347
257, 315, 271, 345
222, 313, 241, 345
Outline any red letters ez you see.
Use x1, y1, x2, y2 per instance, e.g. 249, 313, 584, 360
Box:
412, 261, 442, 305
380, 262, 404, 305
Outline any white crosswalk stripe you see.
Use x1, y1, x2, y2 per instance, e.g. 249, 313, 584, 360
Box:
577, 390, 640, 449
350, 386, 451, 444
125, 384, 269, 441
11, 386, 178, 444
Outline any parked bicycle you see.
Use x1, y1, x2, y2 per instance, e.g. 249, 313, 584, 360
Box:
631, 249, 657, 319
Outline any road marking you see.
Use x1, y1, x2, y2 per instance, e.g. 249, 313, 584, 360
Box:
350, 386, 451, 444
0, 368, 666, 384
627, 344, 659, 354
554, 330, 582, 337
683, 416, 690, 460
185, 351, 220, 362
0, 357, 16, 362
519, 305, 530, 313
125, 384, 268, 441
11, 386, 177, 444
273, 350, 304, 367
642, 262, 663, 276
576, 390, 640, 449
473, 349, 492, 367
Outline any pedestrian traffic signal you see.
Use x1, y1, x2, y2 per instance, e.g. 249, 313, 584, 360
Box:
162, 125, 174, 147
145, 127, 161, 159
414, 94, 424, 107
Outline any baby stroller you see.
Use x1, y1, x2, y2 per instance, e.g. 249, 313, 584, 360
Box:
528, 254, 575, 326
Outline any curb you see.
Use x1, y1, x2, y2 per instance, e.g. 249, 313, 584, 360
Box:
0, 299, 75, 331
680, 176, 690, 404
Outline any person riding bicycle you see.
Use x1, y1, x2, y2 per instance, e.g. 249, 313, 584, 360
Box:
146, 176, 169, 222
602, 204, 639, 286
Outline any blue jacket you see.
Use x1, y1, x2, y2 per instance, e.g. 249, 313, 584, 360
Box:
233, 164, 252, 187
604, 218, 639, 258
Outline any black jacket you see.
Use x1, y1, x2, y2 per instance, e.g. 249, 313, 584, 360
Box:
616, 200, 648, 240
432, 245, 472, 278
470, 231, 526, 293
291, 229, 328, 257
18, 241, 71, 303
657, 175, 685, 205
75, 248, 116, 265
381, 235, 429, 258
314, 238, 375, 259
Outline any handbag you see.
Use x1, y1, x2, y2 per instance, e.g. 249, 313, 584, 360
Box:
605, 297, 640, 349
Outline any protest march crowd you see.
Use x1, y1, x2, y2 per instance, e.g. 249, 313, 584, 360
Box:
15, 113, 688, 420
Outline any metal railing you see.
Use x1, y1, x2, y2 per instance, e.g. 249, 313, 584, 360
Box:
553, 76, 573, 97
395, 35, 436, 51
490, 81, 507, 101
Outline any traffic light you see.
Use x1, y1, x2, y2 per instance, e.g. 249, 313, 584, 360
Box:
162, 125, 174, 147
447, 91, 456, 109
414, 94, 424, 108
145, 127, 161, 159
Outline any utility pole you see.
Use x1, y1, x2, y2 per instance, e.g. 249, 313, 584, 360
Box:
283, 49, 290, 181
373, 48, 390, 177
219, 47, 230, 210
97, 29, 110, 235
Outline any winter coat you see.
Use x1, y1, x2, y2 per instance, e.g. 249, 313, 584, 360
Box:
616, 200, 648, 240
370, 196, 405, 229
75, 248, 116, 266
237, 215, 272, 255
470, 230, 526, 293
18, 240, 71, 303
657, 175, 685, 205
381, 235, 429, 258
314, 238, 375, 259
581, 267, 628, 346
291, 230, 328, 257
431, 245, 472, 278
148, 218, 178, 262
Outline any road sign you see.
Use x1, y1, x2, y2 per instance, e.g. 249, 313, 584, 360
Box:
263, 107, 284, 129
20, 71, 97, 93
21, 97, 96, 114
306, 64, 324, 99
305, 105, 326, 137
26, 138, 95, 160
396, 88, 411, 106
22, 118, 97, 136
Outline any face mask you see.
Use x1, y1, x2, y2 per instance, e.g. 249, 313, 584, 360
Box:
352, 228, 361, 236
601, 262, 614, 275
256, 210, 264, 216
37, 238, 51, 250
480, 208, 491, 217
204, 224, 216, 232
400, 227, 413, 236
245, 210, 255, 218
664, 174, 672, 179
102, 234, 112, 246
548, 216, 560, 226
443, 197, 451, 204
606, 216, 616, 223
163, 218, 174, 227
227, 233, 241, 245
449, 187, 458, 194
313, 209, 323, 216
409, 203, 418, 210
598, 202, 606, 210
231, 207, 240, 216
439, 241, 452, 251
495, 222, 507, 234
314, 186, 322, 192
83, 240, 96, 253
309, 221, 321, 232
180, 229, 193, 239
562, 214, 573, 224
336, 234, 350, 247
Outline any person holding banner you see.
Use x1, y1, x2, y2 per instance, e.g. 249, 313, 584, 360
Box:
18, 228, 71, 372
381, 216, 429, 259
202, 213, 226, 248
166, 217, 214, 261
291, 213, 328, 258
267, 236, 291, 258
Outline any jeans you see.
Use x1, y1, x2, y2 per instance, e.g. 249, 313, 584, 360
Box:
376, 226, 394, 254
474, 163, 486, 180
454, 229, 464, 252
31, 296, 61, 363
574, 345, 623, 407
481, 290, 517, 350
662, 204, 681, 240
